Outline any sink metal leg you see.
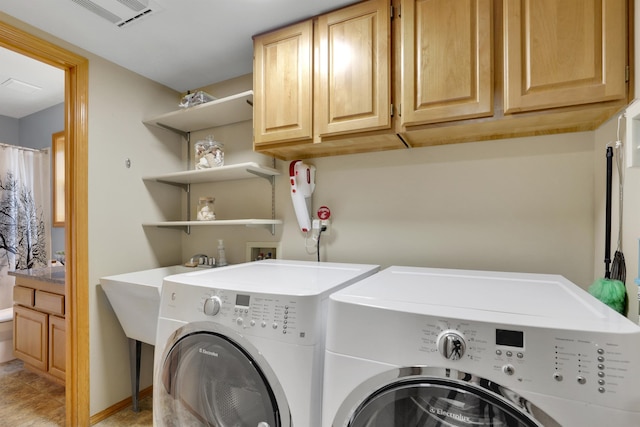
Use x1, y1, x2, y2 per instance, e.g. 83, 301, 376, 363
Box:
128, 338, 142, 412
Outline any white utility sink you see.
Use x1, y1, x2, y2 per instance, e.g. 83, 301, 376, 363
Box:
100, 265, 195, 345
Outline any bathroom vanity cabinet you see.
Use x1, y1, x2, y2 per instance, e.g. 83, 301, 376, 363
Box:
11, 267, 66, 384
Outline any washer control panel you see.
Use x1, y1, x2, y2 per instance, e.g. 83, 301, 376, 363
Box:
161, 282, 319, 345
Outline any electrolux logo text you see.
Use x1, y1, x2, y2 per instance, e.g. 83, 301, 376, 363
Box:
429, 406, 472, 423
199, 348, 219, 357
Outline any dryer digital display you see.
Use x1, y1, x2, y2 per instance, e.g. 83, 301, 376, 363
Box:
496, 329, 524, 348
236, 294, 250, 307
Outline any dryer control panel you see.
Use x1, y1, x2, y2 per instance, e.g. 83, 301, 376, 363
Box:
413, 316, 640, 411
328, 299, 640, 412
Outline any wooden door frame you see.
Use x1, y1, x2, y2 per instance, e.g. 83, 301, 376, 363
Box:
0, 20, 89, 426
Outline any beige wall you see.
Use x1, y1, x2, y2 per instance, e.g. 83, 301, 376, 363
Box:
184, 126, 597, 287
284, 135, 596, 281
88, 57, 184, 414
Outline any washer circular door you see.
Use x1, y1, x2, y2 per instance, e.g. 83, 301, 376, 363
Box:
336, 367, 561, 427
156, 321, 290, 427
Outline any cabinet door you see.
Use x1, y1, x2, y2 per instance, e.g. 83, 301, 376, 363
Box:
253, 20, 313, 145
49, 315, 66, 381
503, 0, 627, 114
316, 0, 391, 137
401, 0, 493, 126
13, 305, 48, 371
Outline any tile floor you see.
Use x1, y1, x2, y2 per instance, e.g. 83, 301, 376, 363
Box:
0, 359, 152, 426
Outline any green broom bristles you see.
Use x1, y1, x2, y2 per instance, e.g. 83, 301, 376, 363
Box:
588, 278, 627, 314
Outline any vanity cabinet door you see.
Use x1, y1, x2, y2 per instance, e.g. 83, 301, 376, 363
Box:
49, 315, 66, 381
503, 0, 627, 113
13, 305, 48, 371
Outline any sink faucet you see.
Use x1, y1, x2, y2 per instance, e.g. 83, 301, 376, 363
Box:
190, 253, 209, 265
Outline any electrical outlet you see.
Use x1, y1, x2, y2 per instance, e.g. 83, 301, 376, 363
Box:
312, 219, 331, 237
320, 219, 331, 236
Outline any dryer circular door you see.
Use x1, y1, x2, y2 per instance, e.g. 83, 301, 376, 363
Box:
335, 367, 561, 427
156, 321, 290, 427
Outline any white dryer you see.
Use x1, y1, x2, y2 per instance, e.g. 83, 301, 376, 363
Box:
153, 259, 379, 427
323, 266, 640, 426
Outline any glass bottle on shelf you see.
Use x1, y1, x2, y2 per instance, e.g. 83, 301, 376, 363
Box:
197, 197, 216, 221
194, 135, 224, 169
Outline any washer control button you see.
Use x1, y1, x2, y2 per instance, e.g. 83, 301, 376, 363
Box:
506, 351, 513, 357
517, 352, 524, 359
203, 296, 222, 316
250, 320, 256, 327
577, 376, 586, 385
598, 379, 605, 386
597, 348, 605, 355
598, 364, 605, 370
236, 317, 243, 326
597, 356, 605, 362
598, 371, 606, 378
272, 323, 278, 329
503, 365, 515, 376
598, 387, 606, 394
496, 350, 502, 356
553, 372, 563, 382
437, 331, 466, 360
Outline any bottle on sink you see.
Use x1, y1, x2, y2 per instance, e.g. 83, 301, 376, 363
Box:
217, 239, 228, 267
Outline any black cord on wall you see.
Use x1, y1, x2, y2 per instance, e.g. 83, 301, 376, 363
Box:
316, 225, 327, 262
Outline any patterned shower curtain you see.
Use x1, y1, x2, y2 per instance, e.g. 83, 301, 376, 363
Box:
0, 144, 50, 310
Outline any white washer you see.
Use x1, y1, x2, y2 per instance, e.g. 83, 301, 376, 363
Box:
153, 259, 379, 427
323, 266, 640, 426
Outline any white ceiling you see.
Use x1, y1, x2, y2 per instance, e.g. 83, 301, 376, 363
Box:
0, 47, 65, 119
0, 0, 358, 118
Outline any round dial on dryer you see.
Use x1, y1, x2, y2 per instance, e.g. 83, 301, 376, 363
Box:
437, 330, 466, 360
203, 296, 222, 316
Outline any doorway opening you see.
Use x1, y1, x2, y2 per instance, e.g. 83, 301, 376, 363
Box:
0, 19, 89, 426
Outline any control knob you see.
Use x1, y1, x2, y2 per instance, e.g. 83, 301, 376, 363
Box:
203, 296, 222, 316
437, 330, 466, 360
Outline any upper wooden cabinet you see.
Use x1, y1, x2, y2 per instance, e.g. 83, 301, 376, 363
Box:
316, 0, 391, 136
253, 21, 313, 145
253, 0, 403, 159
503, 0, 627, 114
400, 0, 630, 148
400, 0, 493, 126
253, 0, 630, 159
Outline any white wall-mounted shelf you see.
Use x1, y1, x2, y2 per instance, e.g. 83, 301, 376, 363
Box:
143, 219, 283, 234
142, 90, 280, 235
143, 90, 254, 136
143, 162, 279, 188
145, 162, 281, 235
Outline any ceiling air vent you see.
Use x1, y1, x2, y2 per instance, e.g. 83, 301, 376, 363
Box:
69, 0, 158, 28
